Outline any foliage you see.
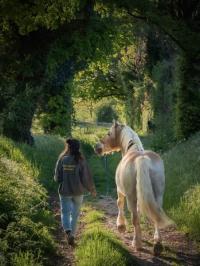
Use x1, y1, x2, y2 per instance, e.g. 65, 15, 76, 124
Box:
0, 0, 82, 35
103, 0, 200, 56
2, 87, 37, 143
11, 251, 42, 266
0, 0, 89, 142
5, 217, 55, 256
102, 0, 200, 139
16, 135, 64, 192
163, 132, 200, 239
171, 185, 200, 239
96, 104, 118, 123
1, 0, 200, 142
71, 15, 136, 101
0, 136, 59, 265
175, 53, 200, 140
39, 86, 73, 137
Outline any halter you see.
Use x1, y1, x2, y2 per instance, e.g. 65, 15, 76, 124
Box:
126, 139, 141, 153
127, 140, 134, 151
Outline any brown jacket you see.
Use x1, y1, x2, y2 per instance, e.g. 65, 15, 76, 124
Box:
54, 155, 95, 196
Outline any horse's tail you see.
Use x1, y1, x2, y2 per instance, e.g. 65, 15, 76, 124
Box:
135, 156, 173, 229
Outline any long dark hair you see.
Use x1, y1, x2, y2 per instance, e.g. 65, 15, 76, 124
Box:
59, 138, 83, 163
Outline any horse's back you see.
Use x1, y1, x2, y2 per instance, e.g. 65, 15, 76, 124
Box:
116, 150, 165, 197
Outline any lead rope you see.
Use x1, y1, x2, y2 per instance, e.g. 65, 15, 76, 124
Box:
104, 155, 109, 195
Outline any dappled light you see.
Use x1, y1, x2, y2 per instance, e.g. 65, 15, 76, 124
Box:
1, 0, 200, 265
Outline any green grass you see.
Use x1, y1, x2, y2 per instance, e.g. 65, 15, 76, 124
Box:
0, 135, 63, 265
1, 123, 200, 265
163, 132, 200, 239
14, 135, 64, 191
11, 251, 42, 266
73, 125, 121, 195
88, 153, 121, 196
75, 206, 137, 266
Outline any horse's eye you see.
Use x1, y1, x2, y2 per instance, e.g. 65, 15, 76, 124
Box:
108, 132, 111, 136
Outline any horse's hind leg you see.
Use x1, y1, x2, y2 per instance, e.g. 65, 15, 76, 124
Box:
127, 196, 142, 250
116, 191, 126, 233
153, 195, 163, 256
153, 224, 163, 256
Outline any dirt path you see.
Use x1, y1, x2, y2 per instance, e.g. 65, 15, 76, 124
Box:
49, 194, 200, 266
96, 196, 200, 266
49, 195, 85, 266
49, 195, 75, 266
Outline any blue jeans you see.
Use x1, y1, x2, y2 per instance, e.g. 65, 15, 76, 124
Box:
59, 194, 83, 236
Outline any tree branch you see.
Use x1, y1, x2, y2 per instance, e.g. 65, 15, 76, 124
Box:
126, 10, 187, 52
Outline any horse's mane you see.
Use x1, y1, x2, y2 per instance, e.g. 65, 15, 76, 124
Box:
120, 125, 144, 152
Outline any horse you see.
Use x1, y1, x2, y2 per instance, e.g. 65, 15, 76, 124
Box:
95, 121, 173, 255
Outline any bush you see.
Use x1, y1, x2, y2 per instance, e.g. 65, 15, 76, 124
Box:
0, 136, 56, 265
5, 218, 55, 256
171, 185, 200, 239
39, 91, 72, 137
163, 132, 200, 240
11, 251, 42, 266
96, 105, 118, 123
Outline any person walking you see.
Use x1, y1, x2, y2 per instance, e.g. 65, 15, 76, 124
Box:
54, 138, 96, 245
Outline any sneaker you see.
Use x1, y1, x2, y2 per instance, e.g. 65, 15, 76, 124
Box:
68, 234, 75, 246
65, 230, 71, 236
65, 230, 75, 246
65, 230, 71, 240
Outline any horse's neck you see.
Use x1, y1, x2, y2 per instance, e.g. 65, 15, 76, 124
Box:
120, 127, 144, 156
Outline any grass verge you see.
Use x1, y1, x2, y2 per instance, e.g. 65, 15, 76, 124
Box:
75, 206, 137, 266
0, 135, 64, 265
163, 132, 200, 240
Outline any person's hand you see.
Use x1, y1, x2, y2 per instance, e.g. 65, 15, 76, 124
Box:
91, 190, 97, 197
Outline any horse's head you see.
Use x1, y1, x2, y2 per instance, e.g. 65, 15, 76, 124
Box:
95, 121, 124, 155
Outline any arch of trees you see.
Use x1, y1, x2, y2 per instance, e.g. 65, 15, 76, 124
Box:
0, 0, 199, 143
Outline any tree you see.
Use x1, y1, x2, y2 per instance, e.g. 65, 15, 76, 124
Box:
101, 0, 200, 139
0, 0, 93, 142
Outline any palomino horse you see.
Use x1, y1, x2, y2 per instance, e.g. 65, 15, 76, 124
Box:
95, 121, 172, 255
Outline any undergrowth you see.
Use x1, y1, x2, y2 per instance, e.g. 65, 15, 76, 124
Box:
163, 132, 200, 239
0, 135, 63, 265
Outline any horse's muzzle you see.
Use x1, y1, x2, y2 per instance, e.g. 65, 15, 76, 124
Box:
94, 143, 103, 155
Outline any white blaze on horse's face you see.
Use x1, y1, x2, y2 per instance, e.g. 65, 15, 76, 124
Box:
95, 123, 121, 155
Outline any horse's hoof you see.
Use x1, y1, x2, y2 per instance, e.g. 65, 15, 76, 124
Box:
153, 242, 163, 256
117, 224, 126, 233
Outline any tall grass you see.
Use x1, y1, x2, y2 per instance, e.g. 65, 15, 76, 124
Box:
163, 133, 200, 239
0, 135, 63, 265
11, 251, 42, 266
15, 135, 64, 191
75, 207, 137, 266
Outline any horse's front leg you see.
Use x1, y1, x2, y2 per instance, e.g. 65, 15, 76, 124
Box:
116, 191, 126, 233
127, 197, 142, 251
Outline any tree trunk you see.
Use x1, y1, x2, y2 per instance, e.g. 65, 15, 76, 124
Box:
176, 53, 200, 139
